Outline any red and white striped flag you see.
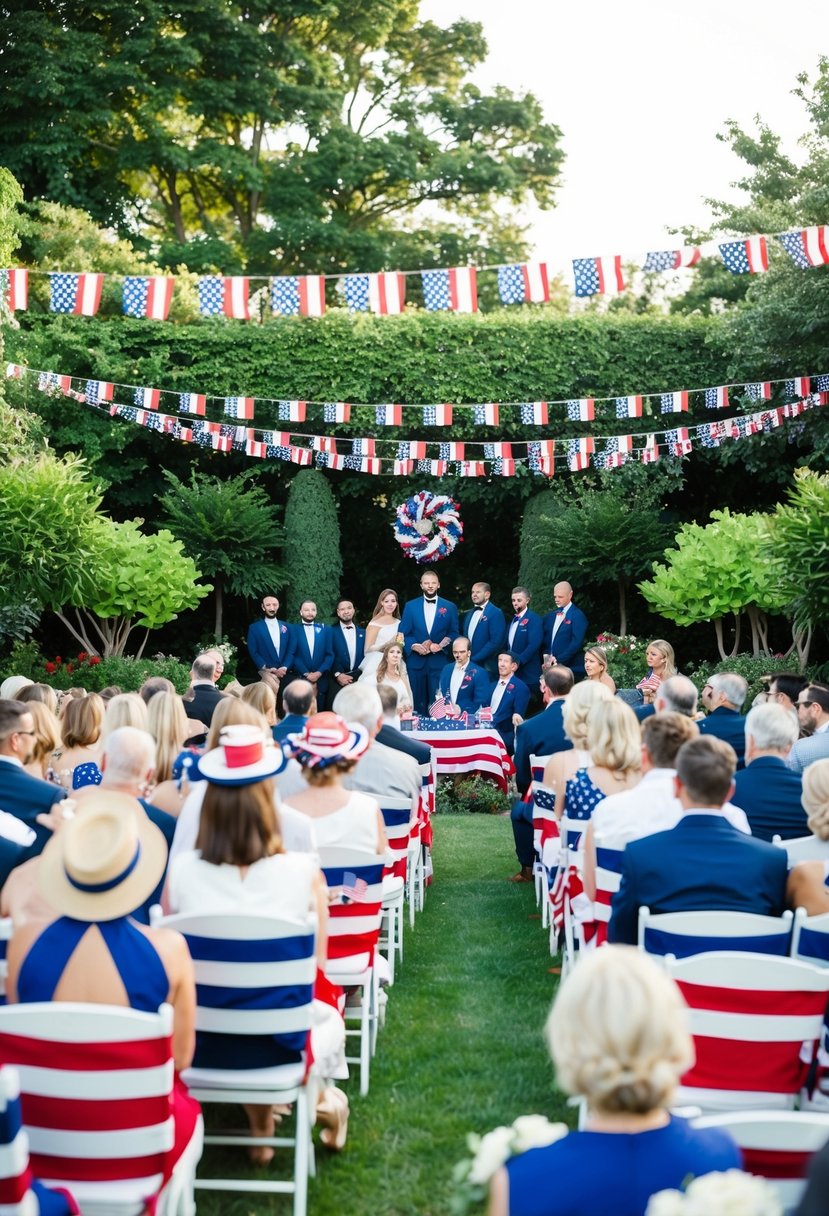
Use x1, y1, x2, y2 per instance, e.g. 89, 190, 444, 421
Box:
224, 396, 254, 420
566, 397, 595, 421
568, 438, 594, 471
459, 461, 484, 477
494, 459, 516, 476
313, 436, 336, 453
5, 363, 23, 379
441, 442, 465, 461
368, 272, 406, 315
520, 401, 548, 425
640, 435, 659, 463
290, 446, 312, 466
488, 442, 513, 459
325, 401, 351, 423
179, 392, 206, 415
424, 403, 453, 426
660, 391, 689, 414
474, 402, 500, 425
327, 453, 345, 470
5, 268, 27, 311
426, 460, 448, 476
136, 387, 161, 410
212, 434, 232, 452
223, 276, 250, 319
122, 275, 175, 320
616, 395, 643, 418
394, 459, 414, 476
246, 438, 267, 459
376, 404, 403, 426
787, 376, 811, 398
361, 458, 382, 475
299, 275, 326, 316
429, 695, 449, 720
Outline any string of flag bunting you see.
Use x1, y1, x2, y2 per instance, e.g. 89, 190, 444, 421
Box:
1, 224, 827, 320
8, 361, 827, 477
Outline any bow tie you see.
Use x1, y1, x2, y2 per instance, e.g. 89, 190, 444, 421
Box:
512, 614, 523, 621
556, 609, 566, 616
342, 624, 354, 630
424, 596, 437, 604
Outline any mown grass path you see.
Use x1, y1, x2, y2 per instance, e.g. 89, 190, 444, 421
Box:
200, 815, 566, 1216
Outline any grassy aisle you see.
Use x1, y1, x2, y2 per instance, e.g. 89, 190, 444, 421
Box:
200, 815, 566, 1215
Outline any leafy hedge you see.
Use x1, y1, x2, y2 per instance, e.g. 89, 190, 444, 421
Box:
3, 642, 192, 693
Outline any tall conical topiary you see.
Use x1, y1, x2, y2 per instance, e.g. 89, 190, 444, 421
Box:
283, 469, 342, 619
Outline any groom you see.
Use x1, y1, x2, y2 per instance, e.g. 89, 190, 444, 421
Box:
400, 569, 460, 714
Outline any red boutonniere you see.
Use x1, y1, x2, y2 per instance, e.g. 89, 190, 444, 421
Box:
519, 618, 528, 628
462, 674, 472, 684
438, 606, 447, 615
507, 683, 514, 691
564, 618, 571, 626
281, 624, 287, 633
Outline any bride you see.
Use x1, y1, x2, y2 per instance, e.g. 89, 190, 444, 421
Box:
372, 641, 414, 714
359, 589, 401, 678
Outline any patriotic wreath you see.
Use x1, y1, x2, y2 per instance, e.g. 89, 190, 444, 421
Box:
393, 490, 463, 564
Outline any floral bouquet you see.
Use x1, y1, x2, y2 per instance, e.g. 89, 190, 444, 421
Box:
451, 1115, 567, 1214
646, 1169, 783, 1216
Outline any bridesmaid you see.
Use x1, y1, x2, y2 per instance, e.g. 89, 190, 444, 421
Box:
359, 589, 402, 679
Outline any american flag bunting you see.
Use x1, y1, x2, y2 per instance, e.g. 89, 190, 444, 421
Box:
785, 377, 811, 398
343, 272, 405, 315
270, 275, 325, 317
49, 272, 104, 316
134, 387, 161, 410
493, 458, 516, 476
459, 461, 484, 477
615, 395, 643, 418
198, 276, 250, 319
278, 400, 306, 422
640, 435, 659, 462
473, 402, 500, 425
423, 403, 453, 426
660, 391, 689, 414
398, 441, 426, 460
376, 404, 402, 426
421, 266, 477, 313
323, 402, 351, 423
224, 396, 254, 420
642, 247, 701, 272
744, 381, 772, 401
705, 387, 729, 410
122, 275, 174, 320
179, 393, 206, 416
439, 442, 464, 461
85, 379, 114, 404
394, 459, 414, 475
718, 236, 768, 275
3, 268, 28, 311
567, 437, 594, 471
572, 255, 625, 297
566, 398, 594, 421
666, 427, 693, 456
777, 226, 829, 269
520, 401, 548, 425
290, 446, 312, 466
313, 436, 336, 454
497, 262, 550, 304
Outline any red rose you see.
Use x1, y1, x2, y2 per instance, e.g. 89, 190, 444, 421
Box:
65, 664, 74, 674
77, 651, 88, 661
55, 656, 62, 665
89, 656, 101, 665
44, 662, 56, 674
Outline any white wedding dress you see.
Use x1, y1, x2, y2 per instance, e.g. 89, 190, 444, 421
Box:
358, 619, 401, 678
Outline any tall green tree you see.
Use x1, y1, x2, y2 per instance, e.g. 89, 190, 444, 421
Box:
766, 467, 829, 666
283, 470, 342, 620
158, 469, 285, 639
0, 1, 563, 272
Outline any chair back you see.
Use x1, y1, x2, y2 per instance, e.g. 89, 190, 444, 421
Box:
665, 951, 829, 1111
529, 754, 551, 786
591, 844, 625, 947
531, 784, 560, 869
0, 1064, 36, 1210
379, 798, 413, 882
318, 848, 384, 971
773, 834, 829, 864
158, 913, 316, 1072
693, 1110, 829, 1211
0, 1002, 176, 1190
639, 908, 795, 959
791, 908, 829, 967
0, 917, 12, 1007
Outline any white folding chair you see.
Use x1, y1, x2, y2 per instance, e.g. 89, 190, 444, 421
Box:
773, 834, 829, 864
692, 1110, 829, 1213
792, 908, 829, 967
638, 907, 795, 959
529, 754, 552, 912
378, 797, 411, 982
0, 1001, 203, 1216
664, 951, 829, 1113
318, 848, 385, 1097
152, 912, 316, 1216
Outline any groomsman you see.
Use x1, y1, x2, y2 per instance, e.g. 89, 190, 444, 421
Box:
400, 569, 459, 714
542, 581, 588, 677
246, 594, 295, 693
290, 600, 334, 702
463, 582, 507, 677
329, 598, 366, 707
435, 638, 490, 715
487, 652, 530, 755
507, 586, 544, 691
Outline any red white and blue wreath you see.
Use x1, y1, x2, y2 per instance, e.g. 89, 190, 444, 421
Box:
393, 491, 463, 564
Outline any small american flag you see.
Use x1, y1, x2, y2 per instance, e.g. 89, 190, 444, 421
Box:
423, 403, 453, 426
615, 395, 642, 418
660, 391, 689, 414
572, 255, 624, 297
278, 400, 306, 422
497, 262, 550, 304
642, 247, 700, 272
785, 377, 810, 398
271, 275, 325, 317
198, 276, 249, 319
50, 272, 104, 316
122, 275, 174, 320
429, 695, 449, 720
744, 381, 772, 401
705, 387, 729, 410
473, 402, 499, 425
566, 398, 594, 421
777, 226, 829, 269
323, 401, 350, 423
439, 442, 464, 461
340, 873, 369, 903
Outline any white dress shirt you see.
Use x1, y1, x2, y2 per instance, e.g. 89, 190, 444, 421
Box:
467, 608, 483, 641
450, 663, 468, 704
423, 597, 437, 632
508, 611, 525, 648
340, 624, 357, 669
591, 768, 750, 852
550, 607, 568, 646
265, 616, 282, 655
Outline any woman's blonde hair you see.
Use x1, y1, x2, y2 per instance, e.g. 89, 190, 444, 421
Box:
370, 588, 399, 619
205, 698, 269, 751
546, 945, 693, 1115
586, 699, 641, 776
648, 639, 676, 677
584, 646, 609, 676
27, 700, 61, 769
146, 691, 189, 783
376, 640, 404, 684
102, 693, 148, 740
61, 693, 103, 748
561, 681, 613, 749
803, 758, 829, 840
241, 682, 277, 722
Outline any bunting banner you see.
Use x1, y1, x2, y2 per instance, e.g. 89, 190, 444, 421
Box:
49, 272, 104, 316
497, 262, 551, 305
3, 268, 28, 311
718, 236, 769, 275
777, 226, 829, 269
122, 275, 175, 320
421, 267, 477, 314
198, 276, 250, 320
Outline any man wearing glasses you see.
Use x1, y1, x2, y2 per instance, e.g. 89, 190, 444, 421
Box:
788, 685, 829, 774
0, 699, 66, 851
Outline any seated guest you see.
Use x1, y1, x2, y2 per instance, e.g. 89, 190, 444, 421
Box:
557, 698, 640, 821
334, 684, 421, 817
17, 683, 59, 715
782, 761, 829, 914
167, 732, 348, 1157
768, 671, 809, 717
508, 679, 608, 884
241, 681, 278, 735
789, 684, 829, 774
181, 654, 225, 735
608, 736, 788, 944
50, 692, 105, 789
5, 800, 200, 1171
513, 665, 575, 798
583, 645, 616, 694
0, 699, 66, 848
618, 639, 675, 708
146, 692, 193, 817
634, 673, 698, 724
487, 652, 530, 756
139, 675, 176, 705
22, 700, 61, 781
273, 679, 315, 743
434, 637, 489, 716
699, 672, 749, 768
488, 946, 740, 1216
363, 641, 414, 716
101, 691, 148, 739
376, 684, 432, 767
730, 702, 805, 840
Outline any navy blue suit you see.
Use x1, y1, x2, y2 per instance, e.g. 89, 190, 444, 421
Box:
377, 723, 432, 767
436, 661, 490, 714
488, 675, 531, 755
137, 797, 176, 925
513, 699, 572, 796
698, 707, 747, 769
731, 756, 807, 842
247, 617, 295, 674
463, 603, 507, 675
0, 759, 65, 854
291, 622, 334, 699
273, 712, 308, 744
608, 814, 789, 945
506, 610, 544, 689
400, 596, 460, 714
328, 622, 366, 708
542, 603, 588, 675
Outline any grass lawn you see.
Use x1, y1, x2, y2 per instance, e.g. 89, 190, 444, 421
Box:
195, 814, 569, 1215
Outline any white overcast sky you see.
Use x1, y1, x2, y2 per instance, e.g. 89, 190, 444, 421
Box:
419, 0, 827, 262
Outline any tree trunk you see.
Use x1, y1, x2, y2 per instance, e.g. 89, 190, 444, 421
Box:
791, 623, 813, 671
730, 613, 741, 657
135, 628, 151, 660
745, 605, 769, 656
214, 578, 224, 641
713, 617, 728, 662
617, 574, 627, 637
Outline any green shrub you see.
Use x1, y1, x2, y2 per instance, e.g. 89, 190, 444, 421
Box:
687, 652, 817, 707
593, 632, 650, 690
434, 775, 512, 816
1, 643, 192, 693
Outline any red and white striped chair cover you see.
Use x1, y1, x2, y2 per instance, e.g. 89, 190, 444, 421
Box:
665, 951, 829, 1112
0, 1064, 80, 1216
693, 1110, 829, 1212
0, 1002, 202, 1216
378, 798, 412, 984
591, 843, 625, 948
318, 848, 385, 1097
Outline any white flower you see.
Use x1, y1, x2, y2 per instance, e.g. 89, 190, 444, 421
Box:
467, 1125, 515, 1185
646, 1190, 689, 1216
510, 1115, 568, 1154
684, 1170, 782, 1216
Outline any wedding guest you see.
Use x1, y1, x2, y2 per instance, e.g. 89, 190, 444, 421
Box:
22, 701, 61, 782
583, 646, 616, 694
17, 683, 60, 715
50, 692, 104, 790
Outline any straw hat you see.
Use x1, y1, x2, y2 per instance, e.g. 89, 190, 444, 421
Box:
38, 790, 168, 922
198, 724, 287, 786
0, 676, 33, 700
286, 711, 370, 768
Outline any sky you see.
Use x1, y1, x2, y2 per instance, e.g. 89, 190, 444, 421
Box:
419, 0, 826, 264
